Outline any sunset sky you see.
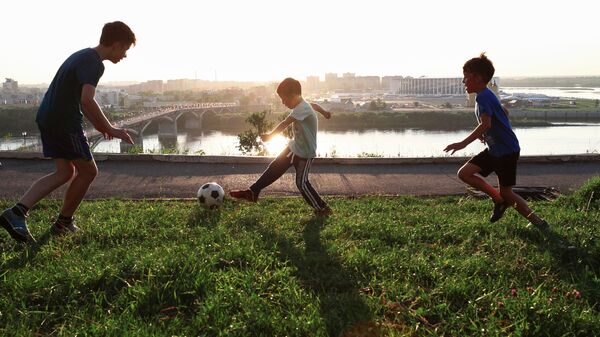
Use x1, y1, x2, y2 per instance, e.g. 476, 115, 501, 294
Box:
2, 0, 599, 84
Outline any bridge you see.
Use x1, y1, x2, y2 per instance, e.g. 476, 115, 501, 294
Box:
87, 103, 272, 152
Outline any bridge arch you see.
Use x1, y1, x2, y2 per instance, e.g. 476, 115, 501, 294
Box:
140, 115, 174, 136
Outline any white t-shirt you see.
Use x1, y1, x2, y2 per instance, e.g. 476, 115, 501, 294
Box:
288, 99, 318, 158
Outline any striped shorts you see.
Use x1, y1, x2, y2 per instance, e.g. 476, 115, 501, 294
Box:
39, 126, 93, 161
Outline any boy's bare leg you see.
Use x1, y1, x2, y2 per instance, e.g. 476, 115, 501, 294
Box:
499, 186, 544, 225
19, 159, 76, 208
457, 163, 503, 203
59, 158, 98, 217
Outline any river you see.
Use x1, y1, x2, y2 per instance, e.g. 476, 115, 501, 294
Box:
3, 123, 597, 158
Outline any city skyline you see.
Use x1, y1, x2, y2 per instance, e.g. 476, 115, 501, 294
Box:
3, 0, 600, 84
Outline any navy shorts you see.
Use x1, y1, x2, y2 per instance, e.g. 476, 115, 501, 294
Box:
468, 149, 519, 187
39, 126, 93, 161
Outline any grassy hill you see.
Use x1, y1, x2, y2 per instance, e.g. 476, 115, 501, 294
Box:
1, 178, 599, 336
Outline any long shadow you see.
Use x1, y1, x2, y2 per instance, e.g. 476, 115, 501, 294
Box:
186, 205, 222, 229
516, 225, 594, 266
259, 216, 374, 336
515, 225, 600, 306
3, 230, 52, 270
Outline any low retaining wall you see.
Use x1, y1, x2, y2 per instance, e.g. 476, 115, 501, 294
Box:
1, 151, 599, 165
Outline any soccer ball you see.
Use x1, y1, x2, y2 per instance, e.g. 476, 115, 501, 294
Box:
197, 182, 225, 209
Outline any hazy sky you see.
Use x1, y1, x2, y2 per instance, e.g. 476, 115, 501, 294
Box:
2, 0, 599, 84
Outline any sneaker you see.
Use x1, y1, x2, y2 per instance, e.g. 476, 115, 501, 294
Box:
0, 208, 35, 243
229, 189, 258, 202
314, 206, 333, 217
51, 221, 80, 236
490, 201, 509, 223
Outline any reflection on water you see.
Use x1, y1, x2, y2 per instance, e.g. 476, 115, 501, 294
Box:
0, 136, 39, 152
503, 87, 600, 100
3, 125, 599, 157
92, 124, 600, 157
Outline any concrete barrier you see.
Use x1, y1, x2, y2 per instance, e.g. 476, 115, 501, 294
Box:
1, 151, 599, 165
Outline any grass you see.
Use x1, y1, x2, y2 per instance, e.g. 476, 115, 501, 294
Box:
1, 183, 599, 336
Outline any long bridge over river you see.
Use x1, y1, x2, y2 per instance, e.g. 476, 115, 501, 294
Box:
86, 103, 272, 151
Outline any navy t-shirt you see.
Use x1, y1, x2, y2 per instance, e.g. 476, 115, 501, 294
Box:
475, 87, 520, 156
36, 48, 104, 132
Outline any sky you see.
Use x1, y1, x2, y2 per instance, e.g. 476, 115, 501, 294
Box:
2, 0, 599, 84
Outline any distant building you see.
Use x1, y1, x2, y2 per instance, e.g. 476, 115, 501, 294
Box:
123, 94, 143, 108
305, 76, 320, 92
317, 73, 382, 92
355, 76, 380, 90
96, 89, 123, 107
340, 73, 355, 91
382, 76, 404, 92
390, 77, 468, 96
2, 78, 18, 91
324, 73, 339, 91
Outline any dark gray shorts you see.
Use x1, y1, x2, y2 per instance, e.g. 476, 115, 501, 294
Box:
39, 126, 93, 161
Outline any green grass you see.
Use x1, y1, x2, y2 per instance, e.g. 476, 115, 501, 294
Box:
1, 186, 599, 336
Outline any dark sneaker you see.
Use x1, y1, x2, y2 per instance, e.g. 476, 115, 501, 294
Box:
0, 208, 35, 243
490, 201, 509, 223
314, 206, 333, 217
229, 189, 258, 202
51, 221, 80, 236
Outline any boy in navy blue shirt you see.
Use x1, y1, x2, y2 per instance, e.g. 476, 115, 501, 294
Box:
1, 21, 136, 242
444, 53, 548, 228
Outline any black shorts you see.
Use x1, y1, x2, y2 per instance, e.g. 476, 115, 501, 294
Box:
468, 149, 519, 187
39, 126, 93, 161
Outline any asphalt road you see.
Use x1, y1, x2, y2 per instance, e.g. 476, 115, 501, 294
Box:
1, 157, 598, 200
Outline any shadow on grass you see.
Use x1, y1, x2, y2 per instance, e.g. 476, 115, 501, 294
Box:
187, 206, 222, 228
516, 226, 593, 267
4, 230, 52, 270
515, 225, 600, 306
259, 215, 374, 336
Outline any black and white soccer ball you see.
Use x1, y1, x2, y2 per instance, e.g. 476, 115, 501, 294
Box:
197, 182, 225, 209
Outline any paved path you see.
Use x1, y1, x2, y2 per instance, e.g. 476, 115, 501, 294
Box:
1, 156, 598, 200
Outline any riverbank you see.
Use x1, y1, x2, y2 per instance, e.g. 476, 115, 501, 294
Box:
4, 106, 600, 136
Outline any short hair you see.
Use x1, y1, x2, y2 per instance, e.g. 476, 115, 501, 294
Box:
100, 21, 136, 47
277, 77, 302, 97
463, 52, 495, 83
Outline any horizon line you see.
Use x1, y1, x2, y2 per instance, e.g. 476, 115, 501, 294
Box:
12, 74, 600, 87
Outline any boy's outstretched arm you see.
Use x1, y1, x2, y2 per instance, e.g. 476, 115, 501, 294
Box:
310, 103, 332, 119
444, 114, 491, 154
260, 115, 295, 142
81, 84, 134, 144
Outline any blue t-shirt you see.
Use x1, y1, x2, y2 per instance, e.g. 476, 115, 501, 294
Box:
36, 48, 104, 132
475, 87, 520, 156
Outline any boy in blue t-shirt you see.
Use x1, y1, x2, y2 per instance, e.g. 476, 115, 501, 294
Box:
444, 53, 548, 228
1, 22, 136, 242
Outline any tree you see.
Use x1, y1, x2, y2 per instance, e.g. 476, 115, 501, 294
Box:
237, 111, 273, 155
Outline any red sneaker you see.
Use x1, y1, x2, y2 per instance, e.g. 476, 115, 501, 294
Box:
229, 189, 258, 202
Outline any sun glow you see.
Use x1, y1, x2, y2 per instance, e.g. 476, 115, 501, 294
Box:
263, 135, 288, 156
3, 0, 599, 84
